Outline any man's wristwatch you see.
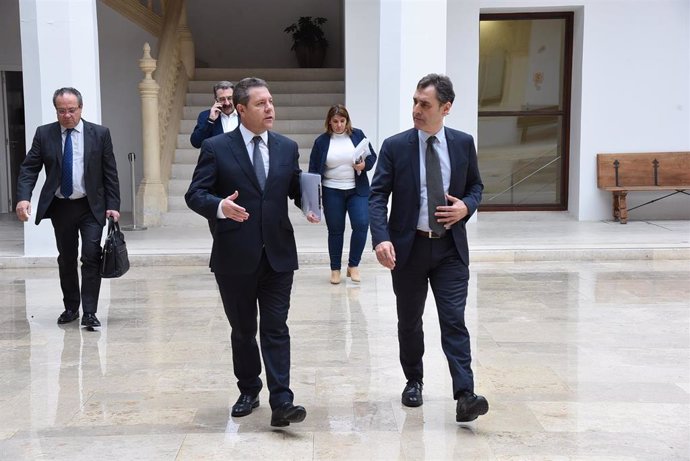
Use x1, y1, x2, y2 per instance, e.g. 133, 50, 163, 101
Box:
207, 117, 215, 124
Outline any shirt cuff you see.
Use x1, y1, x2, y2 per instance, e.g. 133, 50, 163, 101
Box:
216, 200, 226, 219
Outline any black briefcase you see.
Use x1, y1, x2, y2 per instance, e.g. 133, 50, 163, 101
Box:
100, 217, 130, 278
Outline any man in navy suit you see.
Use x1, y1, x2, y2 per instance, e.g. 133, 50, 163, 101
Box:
190, 80, 239, 148
369, 74, 489, 423
16, 87, 121, 329
186, 77, 318, 427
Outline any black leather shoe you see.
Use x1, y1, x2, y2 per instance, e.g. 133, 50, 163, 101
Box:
57, 310, 79, 324
81, 313, 101, 328
231, 394, 260, 417
401, 381, 423, 407
456, 391, 489, 422
270, 402, 306, 427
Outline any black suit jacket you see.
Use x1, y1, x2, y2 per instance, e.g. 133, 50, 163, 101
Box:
190, 109, 226, 148
16, 120, 120, 226
369, 127, 483, 268
185, 127, 302, 275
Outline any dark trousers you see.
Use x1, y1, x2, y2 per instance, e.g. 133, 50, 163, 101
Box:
215, 252, 295, 409
47, 197, 103, 314
391, 234, 474, 398
322, 186, 369, 270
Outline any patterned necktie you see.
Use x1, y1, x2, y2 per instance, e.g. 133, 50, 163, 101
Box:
252, 136, 266, 190
61, 128, 74, 198
425, 135, 446, 236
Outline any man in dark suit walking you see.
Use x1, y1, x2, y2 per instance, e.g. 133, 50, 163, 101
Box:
16, 87, 121, 328
185, 77, 318, 427
369, 74, 489, 423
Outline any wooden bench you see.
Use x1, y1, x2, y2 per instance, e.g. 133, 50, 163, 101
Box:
596, 152, 690, 223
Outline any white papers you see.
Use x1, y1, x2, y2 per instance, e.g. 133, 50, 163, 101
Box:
352, 138, 371, 164
300, 172, 322, 220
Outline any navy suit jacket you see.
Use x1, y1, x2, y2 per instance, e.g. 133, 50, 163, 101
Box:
185, 127, 302, 275
369, 127, 483, 268
308, 128, 377, 196
16, 120, 120, 226
190, 109, 225, 148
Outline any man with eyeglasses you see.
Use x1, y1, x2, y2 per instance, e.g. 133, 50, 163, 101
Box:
16, 87, 121, 329
190, 80, 239, 148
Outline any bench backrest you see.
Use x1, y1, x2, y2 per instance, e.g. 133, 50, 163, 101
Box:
597, 152, 690, 188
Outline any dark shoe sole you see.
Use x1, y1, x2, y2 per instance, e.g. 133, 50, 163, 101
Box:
231, 399, 259, 417
81, 319, 101, 327
456, 399, 489, 422
402, 397, 423, 408
57, 312, 79, 324
270, 406, 306, 427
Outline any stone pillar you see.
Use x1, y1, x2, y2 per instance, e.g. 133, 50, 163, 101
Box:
18, 0, 103, 256
137, 43, 167, 227
178, 2, 195, 79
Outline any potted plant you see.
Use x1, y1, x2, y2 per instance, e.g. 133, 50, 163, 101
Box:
284, 16, 328, 68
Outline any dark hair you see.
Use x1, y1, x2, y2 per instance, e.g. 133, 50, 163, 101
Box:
324, 104, 353, 135
213, 80, 234, 98
233, 77, 269, 108
52, 87, 83, 108
416, 74, 455, 105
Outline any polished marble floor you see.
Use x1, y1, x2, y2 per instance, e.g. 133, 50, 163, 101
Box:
0, 259, 688, 460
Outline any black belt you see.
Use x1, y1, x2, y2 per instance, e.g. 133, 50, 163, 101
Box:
416, 229, 446, 239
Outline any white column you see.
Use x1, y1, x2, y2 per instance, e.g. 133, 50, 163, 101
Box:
19, 0, 103, 256
379, 0, 448, 139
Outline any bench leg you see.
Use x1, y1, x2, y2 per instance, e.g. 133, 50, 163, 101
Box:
613, 191, 628, 224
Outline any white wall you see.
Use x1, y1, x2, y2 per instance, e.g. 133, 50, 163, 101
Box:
186, 0, 344, 68
480, 0, 690, 220
97, 1, 157, 213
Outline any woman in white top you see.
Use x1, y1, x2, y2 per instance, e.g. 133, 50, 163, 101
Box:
308, 105, 377, 284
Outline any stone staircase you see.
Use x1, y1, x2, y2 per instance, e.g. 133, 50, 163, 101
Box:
163, 68, 345, 226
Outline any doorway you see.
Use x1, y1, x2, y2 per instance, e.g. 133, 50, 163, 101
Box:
477, 12, 573, 210
1, 70, 25, 213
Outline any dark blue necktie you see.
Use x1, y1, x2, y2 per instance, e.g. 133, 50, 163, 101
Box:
61, 128, 74, 198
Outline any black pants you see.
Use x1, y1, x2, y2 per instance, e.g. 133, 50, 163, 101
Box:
391, 234, 474, 398
48, 197, 103, 314
215, 251, 295, 409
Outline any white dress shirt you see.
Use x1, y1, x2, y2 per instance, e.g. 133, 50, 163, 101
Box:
221, 111, 239, 133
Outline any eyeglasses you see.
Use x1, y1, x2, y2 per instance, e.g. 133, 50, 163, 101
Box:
216, 97, 233, 103
56, 107, 80, 115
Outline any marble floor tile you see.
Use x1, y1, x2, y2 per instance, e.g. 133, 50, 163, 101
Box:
0, 260, 688, 460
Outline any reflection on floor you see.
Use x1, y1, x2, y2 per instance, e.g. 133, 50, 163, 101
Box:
1, 261, 688, 460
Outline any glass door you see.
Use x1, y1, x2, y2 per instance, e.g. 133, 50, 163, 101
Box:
478, 13, 572, 210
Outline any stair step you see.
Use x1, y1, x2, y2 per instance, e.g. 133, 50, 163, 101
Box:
177, 133, 317, 150
193, 68, 344, 82
186, 93, 343, 107
179, 119, 325, 135
169, 178, 190, 195
171, 163, 195, 179
175, 147, 200, 164
168, 195, 187, 211
188, 80, 345, 95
